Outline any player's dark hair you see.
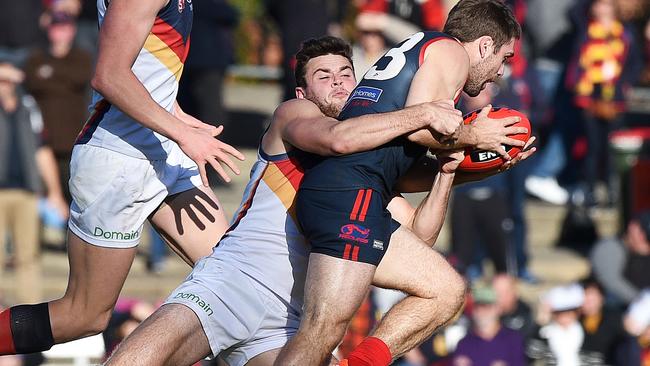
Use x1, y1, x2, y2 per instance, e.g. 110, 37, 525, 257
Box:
294, 36, 353, 88
443, 0, 521, 52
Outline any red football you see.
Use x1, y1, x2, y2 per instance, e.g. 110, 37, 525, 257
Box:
457, 107, 531, 173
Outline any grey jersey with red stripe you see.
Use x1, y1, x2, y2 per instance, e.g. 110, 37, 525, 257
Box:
300, 31, 454, 201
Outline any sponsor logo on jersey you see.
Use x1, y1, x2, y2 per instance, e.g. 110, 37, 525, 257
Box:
178, 0, 185, 13
373, 240, 384, 250
174, 292, 214, 316
348, 86, 383, 103
93, 227, 140, 241
339, 224, 370, 244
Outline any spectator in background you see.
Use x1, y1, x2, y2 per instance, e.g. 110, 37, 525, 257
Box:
580, 276, 626, 365
101, 298, 156, 359
24, 10, 93, 205
523, 0, 576, 206
492, 274, 534, 339
622, 290, 650, 366
528, 284, 598, 366
267, 0, 343, 100
591, 210, 650, 305
453, 284, 526, 366
0, 62, 68, 303
0, 0, 44, 65
566, 0, 643, 207
74, 0, 99, 54
178, 0, 239, 131
450, 87, 511, 279
351, 18, 388, 81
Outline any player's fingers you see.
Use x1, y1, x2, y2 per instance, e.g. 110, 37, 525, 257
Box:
210, 125, 225, 137
478, 104, 492, 117
519, 146, 537, 160
207, 156, 231, 183
500, 116, 521, 126
502, 137, 526, 147
213, 151, 240, 176
197, 161, 209, 187
218, 142, 246, 161
504, 126, 529, 136
494, 145, 511, 160
523, 136, 537, 150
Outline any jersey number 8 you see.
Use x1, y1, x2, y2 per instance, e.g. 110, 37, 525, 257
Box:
363, 32, 425, 81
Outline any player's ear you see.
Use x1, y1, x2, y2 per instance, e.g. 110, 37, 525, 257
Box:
295, 87, 306, 99
478, 36, 494, 59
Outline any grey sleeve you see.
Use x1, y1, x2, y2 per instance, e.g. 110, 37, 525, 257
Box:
590, 238, 639, 303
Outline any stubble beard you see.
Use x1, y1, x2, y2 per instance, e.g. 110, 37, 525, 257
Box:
307, 95, 344, 118
465, 60, 491, 97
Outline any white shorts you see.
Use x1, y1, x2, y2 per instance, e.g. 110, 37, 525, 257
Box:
164, 256, 300, 366
68, 144, 202, 248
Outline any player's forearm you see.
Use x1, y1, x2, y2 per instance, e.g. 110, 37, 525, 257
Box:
408, 172, 455, 246
408, 123, 478, 150
330, 104, 432, 155
91, 70, 188, 143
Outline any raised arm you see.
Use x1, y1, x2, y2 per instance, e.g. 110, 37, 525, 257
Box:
91, 0, 243, 186
264, 98, 461, 156
387, 150, 464, 246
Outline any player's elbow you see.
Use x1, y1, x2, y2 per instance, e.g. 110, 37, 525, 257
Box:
329, 138, 353, 156
90, 72, 110, 95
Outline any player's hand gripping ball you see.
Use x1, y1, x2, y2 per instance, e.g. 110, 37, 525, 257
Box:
458, 107, 531, 172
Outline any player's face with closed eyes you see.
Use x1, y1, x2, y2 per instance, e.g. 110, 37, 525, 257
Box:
301, 54, 356, 117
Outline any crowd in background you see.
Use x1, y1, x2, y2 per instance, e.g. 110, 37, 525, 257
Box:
1, 0, 650, 365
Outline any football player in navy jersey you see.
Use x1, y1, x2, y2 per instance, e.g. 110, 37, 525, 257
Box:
103, 32, 533, 365
275, 1, 529, 365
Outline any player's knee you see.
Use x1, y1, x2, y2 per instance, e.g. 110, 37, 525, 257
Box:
62, 303, 113, 336
300, 310, 349, 345
447, 272, 467, 311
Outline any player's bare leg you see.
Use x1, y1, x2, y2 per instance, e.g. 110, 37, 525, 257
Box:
355, 226, 466, 361
47, 232, 137, 343
274, 254, 376, 366
105, 304, 210, 366
150, 185, 229, 265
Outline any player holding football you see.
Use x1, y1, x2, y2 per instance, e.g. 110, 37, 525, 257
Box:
0, 0, 245, 355
275, 1, 528, 365
104, 33, 533, 365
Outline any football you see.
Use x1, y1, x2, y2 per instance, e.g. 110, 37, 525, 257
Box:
457, 107, 531, 173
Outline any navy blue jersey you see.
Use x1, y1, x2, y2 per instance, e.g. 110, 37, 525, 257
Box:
300, 31, 454, 201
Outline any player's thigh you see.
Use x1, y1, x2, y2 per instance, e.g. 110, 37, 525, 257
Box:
150, 184, 229, 265
106, 304, 210, 366
246, 348, 281, 366
50, 231, 137, 341
302, 253, 375, 328
373, 226, 465, 299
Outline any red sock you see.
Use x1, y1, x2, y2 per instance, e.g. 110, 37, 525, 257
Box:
0, 309, 16, 354
346, 337, 392, 366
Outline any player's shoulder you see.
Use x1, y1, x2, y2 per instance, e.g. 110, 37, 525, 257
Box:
422, 36, 468, 65
420, 36, 469, 79
273, 99, 321, 123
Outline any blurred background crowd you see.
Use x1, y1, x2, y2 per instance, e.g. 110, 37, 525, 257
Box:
1, 0, 650, 365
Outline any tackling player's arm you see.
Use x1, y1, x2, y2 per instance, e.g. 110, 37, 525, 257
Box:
387, 150, 464, 246
263, 98, 460, 156
404, 40, 527, 160
92, 0, 243, 186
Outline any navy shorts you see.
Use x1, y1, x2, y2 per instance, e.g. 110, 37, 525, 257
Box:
296, 188, 400, 266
